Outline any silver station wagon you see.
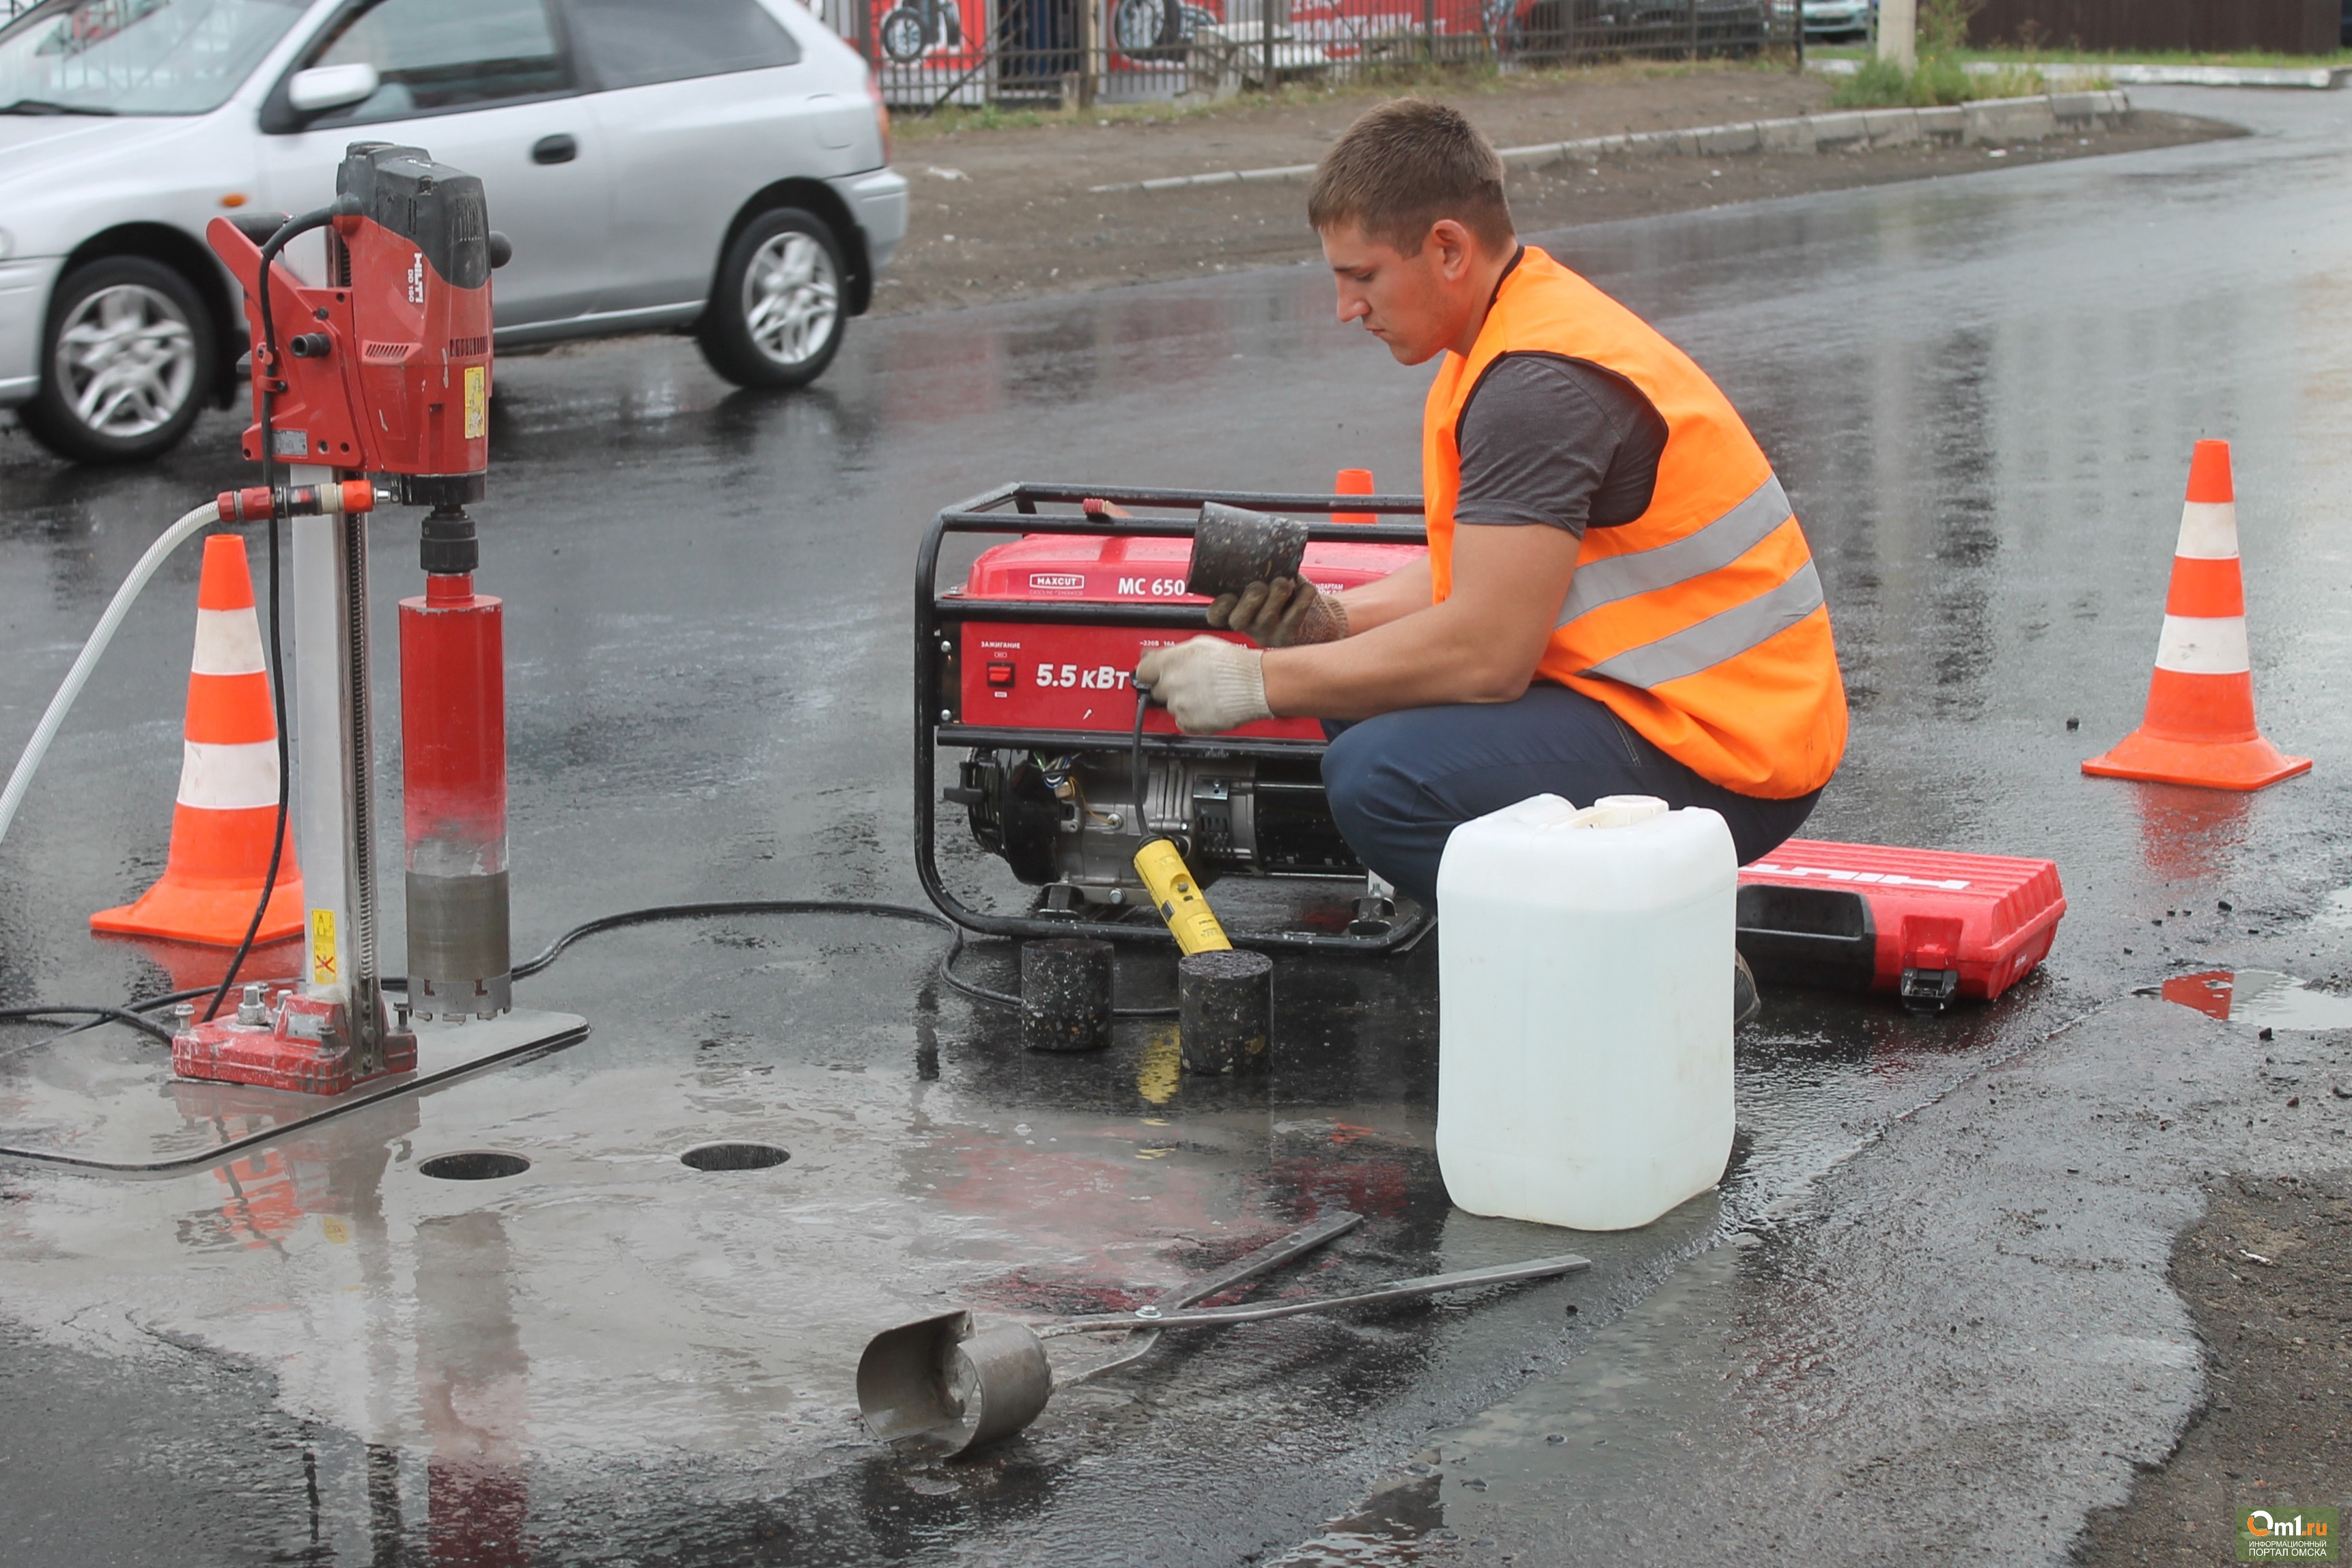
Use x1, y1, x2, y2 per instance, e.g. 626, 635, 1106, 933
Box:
0, 0, 907, 462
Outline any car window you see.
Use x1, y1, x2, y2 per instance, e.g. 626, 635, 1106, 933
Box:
298, 0, 568, 124
561, 0, 798, 90
0, 0, 306, 116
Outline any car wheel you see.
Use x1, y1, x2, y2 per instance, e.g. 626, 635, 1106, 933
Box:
879, 5, 928, 60
19, 255, 215, 464
1111, 0, 1179, 55
697, 208, 846, 391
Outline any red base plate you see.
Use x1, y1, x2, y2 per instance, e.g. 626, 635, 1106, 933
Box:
173, 1013, 417, 1096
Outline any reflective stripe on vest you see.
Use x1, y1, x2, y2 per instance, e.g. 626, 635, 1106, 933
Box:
1556, 473, 1792, 627
1581, 559, 1825, 688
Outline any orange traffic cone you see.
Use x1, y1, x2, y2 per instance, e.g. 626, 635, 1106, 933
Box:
91, 535, 303, 944
2082, 440, 2309, 792
1332, 467, 1375, 525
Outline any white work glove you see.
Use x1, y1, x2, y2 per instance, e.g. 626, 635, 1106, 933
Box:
1136, 637, 1272, 735
1207, 576, 1349, 648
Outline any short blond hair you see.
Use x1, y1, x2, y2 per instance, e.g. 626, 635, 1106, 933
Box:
1307, 98, 1514, 256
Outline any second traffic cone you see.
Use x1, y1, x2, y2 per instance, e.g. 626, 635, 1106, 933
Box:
2083, 440, 2310, 792
91, 534, 303, 945
1332, 467, 1375, 524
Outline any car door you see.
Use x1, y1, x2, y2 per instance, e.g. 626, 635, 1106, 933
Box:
257, 0, 613, 330
564, 0, 853, 316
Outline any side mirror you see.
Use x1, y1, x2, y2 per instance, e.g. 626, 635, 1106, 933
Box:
287, 62, 380, 114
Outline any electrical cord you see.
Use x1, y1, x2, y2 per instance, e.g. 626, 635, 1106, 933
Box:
1130, 677, 1153, 841
0, 897, 1183, 1056
0, 1006, 174, 1047
509, 898, 1176, 1019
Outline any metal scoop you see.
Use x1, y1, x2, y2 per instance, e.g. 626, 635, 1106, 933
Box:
857, 1211, 1360, 1454
856, 1214, 1591, 1455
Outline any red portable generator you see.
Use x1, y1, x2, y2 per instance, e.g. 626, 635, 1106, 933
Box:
917, 483, 1431, 953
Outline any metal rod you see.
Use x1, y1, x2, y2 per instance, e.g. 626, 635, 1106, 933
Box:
1040, 1253, 1592, 1334
941, 598, 1219, 627
938, 724, 1324, 757
1059, 1212, 1364, 1384
343, 508, 377, 996
938, 516, 1428, 546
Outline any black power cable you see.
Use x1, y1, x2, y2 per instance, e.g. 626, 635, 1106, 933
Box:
1, 897, 1182, 1059
0, 1006, 174, 1047
499, 898, 1175, 1018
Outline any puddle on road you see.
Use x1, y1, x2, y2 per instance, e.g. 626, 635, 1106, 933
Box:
2144, 971, 2352, 1031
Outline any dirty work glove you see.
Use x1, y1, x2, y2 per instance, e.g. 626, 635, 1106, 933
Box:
1136, 637, 1272, 735
1207, 576, 1348, 648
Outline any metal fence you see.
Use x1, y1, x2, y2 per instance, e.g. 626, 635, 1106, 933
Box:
804, 0, 1791, 110
1967, 0, 2337, 54
0, 0, 1789, 107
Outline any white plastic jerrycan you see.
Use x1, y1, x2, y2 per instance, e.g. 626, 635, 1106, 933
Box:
1435, 794, 1737, 1232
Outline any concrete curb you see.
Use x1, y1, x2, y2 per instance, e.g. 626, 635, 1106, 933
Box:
1808, 57, 2347, 89
1088, 89, 2131, 193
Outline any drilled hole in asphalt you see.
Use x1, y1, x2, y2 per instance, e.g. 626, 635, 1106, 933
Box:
419, 1151, 531, 1181
680, 1141, 790, 1171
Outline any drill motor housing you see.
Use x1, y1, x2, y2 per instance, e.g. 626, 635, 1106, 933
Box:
208, 141, 492, 500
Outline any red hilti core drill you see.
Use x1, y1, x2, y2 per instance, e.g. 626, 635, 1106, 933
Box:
189, 141, 511, 1093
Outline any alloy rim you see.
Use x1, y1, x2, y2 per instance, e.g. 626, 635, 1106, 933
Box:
55, 282, 197, 438
742, 232, 840, 367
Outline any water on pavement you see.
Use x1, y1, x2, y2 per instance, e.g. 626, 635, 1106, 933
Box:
3, 83, 2351, 1565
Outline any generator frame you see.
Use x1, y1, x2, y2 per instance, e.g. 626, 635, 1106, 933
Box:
914, 481, 1436, 955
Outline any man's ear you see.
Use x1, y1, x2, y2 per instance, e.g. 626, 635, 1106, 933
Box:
1428, 218, 1476, 281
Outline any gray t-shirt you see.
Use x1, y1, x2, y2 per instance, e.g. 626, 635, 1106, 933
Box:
1453, 352, 1669, 537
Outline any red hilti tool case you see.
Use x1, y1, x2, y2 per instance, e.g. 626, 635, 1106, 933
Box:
1735, 840, 2066, 1012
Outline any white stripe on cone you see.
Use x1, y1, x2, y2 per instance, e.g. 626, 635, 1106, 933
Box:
2154, 614, 2252, 676
176, 738, 279, 810
2173, 501, 2240, 561
191, 608, 266, 676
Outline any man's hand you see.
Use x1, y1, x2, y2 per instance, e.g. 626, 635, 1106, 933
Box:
1207, 576, 1349, 648
1136, 638, 1272, 734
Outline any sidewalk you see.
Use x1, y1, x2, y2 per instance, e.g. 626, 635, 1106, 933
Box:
876, 65, 2235, 316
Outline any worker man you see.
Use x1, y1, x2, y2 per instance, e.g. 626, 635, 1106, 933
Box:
1136, 99, 1846, 969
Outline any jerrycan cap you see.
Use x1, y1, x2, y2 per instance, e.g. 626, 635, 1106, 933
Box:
1570, 795, 1669, 830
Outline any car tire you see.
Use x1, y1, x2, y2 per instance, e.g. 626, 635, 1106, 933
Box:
879, 5, 927, 61
1111, 0, 1180, 56
697, 208, 847, 391
19, 255, 215, 465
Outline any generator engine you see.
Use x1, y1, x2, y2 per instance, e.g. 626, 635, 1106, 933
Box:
951, 746, 1358, 904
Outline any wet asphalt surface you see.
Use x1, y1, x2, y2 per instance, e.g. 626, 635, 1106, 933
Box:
5, 85, 2352, 1566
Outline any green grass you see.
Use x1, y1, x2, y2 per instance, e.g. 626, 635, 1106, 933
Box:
1825, 54, 2054, 104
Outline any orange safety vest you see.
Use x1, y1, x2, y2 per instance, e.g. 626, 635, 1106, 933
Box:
1423, 247, 1847, 798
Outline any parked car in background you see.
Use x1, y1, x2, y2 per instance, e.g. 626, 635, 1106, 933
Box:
1775, 0, 1873, 40
1511, 0, 1769, 62
0, 0, 907, 463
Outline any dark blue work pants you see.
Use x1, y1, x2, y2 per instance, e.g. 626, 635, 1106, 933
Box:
1320, 683, 1821, 910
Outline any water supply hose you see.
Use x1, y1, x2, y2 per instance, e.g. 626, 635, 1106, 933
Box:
0, 499, 222, 850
